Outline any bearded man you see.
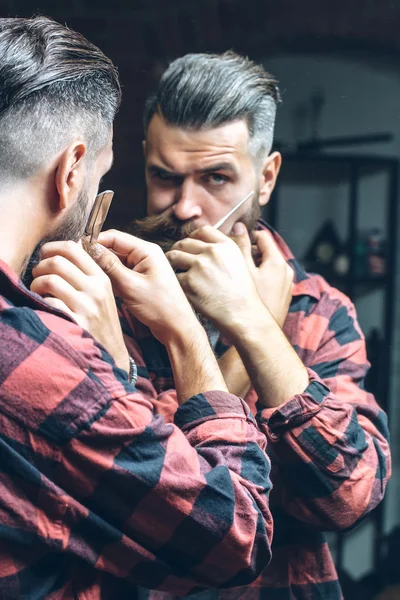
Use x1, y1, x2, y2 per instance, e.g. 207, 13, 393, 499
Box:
128, 51, 391, 600
0, 23, 275, 598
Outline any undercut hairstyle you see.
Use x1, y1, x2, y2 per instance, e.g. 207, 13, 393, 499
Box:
143, 51, 281, 162
0, 16, 121, 183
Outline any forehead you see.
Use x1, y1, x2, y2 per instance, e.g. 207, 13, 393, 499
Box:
146, 114, 251, 169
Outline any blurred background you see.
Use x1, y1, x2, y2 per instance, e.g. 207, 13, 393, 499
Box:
1, 1, 400, 598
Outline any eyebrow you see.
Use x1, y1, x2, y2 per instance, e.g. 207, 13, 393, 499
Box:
198, 163, 238, 176
147, 162, 238, 177
147, 164, 179, 176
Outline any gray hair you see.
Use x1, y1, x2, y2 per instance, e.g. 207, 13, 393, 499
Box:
143, 51, 281, 162
0, 16, 121, 184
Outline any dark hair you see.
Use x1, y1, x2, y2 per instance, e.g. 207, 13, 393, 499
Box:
143, 51, 281, 161
0, 16, 121, 182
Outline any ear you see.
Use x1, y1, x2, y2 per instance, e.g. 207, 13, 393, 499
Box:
54, 141, 87, 212
142, 139, 147, 158
258, 151, 282, 207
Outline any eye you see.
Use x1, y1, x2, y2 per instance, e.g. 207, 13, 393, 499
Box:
156, 171, 172, 180
206, 173, 229, 186
152, 169, 178, 183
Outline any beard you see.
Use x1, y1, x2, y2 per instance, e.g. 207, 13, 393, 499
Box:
130, 192, 262, 347
130, 192, 261, 253
21, 187, 91, 288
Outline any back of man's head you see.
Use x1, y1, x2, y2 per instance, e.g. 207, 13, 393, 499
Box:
143, 51, 281, 162
0, 16, 121, 185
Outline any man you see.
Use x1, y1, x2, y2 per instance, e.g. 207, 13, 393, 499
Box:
0, 20, 275, 598
127, 52, 391, 599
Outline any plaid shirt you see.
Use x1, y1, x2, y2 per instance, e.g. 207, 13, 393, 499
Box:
0, 258, 274, 599
120, 221, 391, 600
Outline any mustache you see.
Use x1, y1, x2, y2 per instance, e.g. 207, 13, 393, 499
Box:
130, 212, 199, 252
130, 196, 262, 253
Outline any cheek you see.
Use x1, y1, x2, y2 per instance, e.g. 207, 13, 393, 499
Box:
217, 204, 247, 234
146, 184, 174, 215
204, 202, 226, 221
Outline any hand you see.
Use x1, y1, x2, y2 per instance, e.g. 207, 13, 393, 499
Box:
166, 226, 264, 333
232, 224, 294, 328
31, 241, 129, 373
95, 230, 200, 346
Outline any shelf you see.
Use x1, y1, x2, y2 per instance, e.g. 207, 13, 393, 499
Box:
305, 271, 389, 289
331, 275, 388, 286
274, 151, 398, 186
279, 151, 398, 167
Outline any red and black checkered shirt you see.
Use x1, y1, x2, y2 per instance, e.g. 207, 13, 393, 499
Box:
0, 258, 274, 598
120, 222, 391, 600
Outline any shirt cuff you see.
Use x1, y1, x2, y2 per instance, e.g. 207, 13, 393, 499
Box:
174, 390, 256, 431
256, 368, 330, 435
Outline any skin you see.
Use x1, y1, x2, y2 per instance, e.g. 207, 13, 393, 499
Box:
145, 113, 309, 408
1, 127, 229, 404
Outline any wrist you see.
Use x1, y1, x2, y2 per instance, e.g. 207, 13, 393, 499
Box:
115, 349, 130, 374
164, 315, 209, 356
225, 301, 277, 342
228, 311, 310, 409
165, 318, 229, 404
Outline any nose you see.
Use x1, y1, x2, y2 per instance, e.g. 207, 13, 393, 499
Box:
172, 181, 203, 221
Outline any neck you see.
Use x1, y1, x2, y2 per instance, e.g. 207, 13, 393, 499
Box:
0, 183, 44, 276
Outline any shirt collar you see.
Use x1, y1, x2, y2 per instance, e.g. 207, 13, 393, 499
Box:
0, 258, 73, 316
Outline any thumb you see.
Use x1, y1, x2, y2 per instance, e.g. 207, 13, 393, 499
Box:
231, 222, 254, 267
86, 243, 133, 290
254, 230, 284, 265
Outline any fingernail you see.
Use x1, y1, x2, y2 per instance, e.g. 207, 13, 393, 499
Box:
84, 241, 104, 260
232, 222, 246, 236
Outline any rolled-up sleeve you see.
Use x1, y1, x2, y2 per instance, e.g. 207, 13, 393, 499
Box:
256, 297, 391, 532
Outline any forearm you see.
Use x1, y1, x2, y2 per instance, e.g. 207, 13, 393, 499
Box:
229, 304, 309, 408
218, 346, 252, 398
166, 318, 228, 404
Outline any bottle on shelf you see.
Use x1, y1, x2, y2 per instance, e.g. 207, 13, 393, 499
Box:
367, 229, 386, 277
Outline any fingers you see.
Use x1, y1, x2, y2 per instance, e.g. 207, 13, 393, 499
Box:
30, 274, 84, 313
166, 249, 197, 272
254, 231, 294, 292
254, 230, 286, 264
91, 245, 124, 278
98, 229, 162, 268
189, 225, 227, 243
230, 222, 254, 267
90, 243, 155, 300
170, 238, 209, 254
39, 240, 102, 276
32, 255, 89, 292
97, 229, 134, 255
42, 296, 75, 319
89, 244, 144, 294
